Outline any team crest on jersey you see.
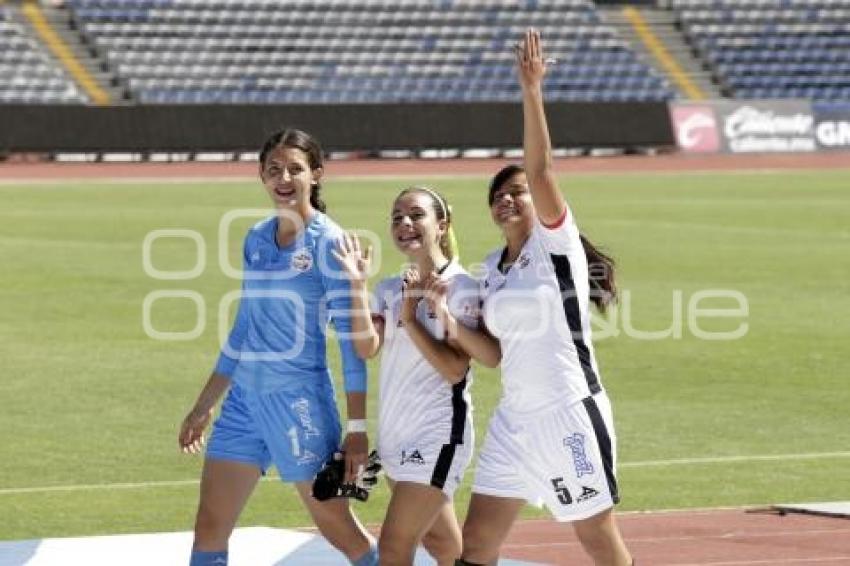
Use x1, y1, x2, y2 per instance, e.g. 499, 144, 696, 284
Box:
564, 432, 594, 478
290, 247, 313, 272
462, 302, 481, 318
400, 449, 425, 465
517, 252, 531, 269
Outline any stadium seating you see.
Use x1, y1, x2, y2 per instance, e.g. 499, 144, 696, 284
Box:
670, 0, 850, 101
0, 7, 88, 104
62, 0, 674, 103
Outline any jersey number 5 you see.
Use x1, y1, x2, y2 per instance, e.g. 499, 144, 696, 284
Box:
551, 477, 572, 505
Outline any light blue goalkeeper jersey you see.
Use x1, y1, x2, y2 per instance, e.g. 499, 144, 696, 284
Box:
214, 212, 366, 394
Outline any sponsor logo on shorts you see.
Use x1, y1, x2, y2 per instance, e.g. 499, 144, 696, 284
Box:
564, 432, 594, 478
400, 449, 425, 465
297, 449, 320, 466
577, 485, 600, 503
291, 398, 322, 439
291, 248, 313, 273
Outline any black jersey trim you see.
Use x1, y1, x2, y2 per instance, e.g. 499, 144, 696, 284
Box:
582, 395, 620, 504
550, 254, 601, 394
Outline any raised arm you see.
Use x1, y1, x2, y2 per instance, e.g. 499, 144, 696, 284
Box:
517, 28, 568, 226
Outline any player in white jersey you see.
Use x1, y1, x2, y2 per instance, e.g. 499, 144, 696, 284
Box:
445, 31, 634, 565
334, 187, 482, 566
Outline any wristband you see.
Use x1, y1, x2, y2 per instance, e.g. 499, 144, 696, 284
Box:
346, 419, 367, 433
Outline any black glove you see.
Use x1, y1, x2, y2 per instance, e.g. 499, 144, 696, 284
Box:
312, 450, 382, 502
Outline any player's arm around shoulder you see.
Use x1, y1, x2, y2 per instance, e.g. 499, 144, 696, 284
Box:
431, 272, 502, 370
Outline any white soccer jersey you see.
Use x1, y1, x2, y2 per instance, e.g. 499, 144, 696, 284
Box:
481, 209, 603, 415
371, 262, 478, 493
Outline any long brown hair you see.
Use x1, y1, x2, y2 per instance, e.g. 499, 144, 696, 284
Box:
488, 164, 617, 313
259, 128, 327, 212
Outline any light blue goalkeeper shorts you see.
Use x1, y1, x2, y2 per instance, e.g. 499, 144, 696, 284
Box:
206, 379, 341, 482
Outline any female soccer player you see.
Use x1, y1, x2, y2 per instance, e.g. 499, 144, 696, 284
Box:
178, 128, 378, 566
449, 31, 634, 565
334, 187, 480, 566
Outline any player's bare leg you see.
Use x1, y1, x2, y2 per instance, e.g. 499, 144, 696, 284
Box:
192, 459, 260, 551
572, 508, 632, 566
379, 480, 458, 566
294, 481, 376, 563
420, 498, 464, 566
459, 493, 525, 564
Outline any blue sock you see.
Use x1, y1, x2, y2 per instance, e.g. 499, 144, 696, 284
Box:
189, 550, 228, 566
351, 544, 379, 566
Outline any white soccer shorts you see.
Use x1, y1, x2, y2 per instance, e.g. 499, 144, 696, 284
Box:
472, 392, 619, 522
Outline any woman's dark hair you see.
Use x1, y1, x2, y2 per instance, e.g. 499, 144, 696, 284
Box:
488, 164, 618, 313
397, 186, 454, 260
259, 128, 327, 213
579, 233, 618, 314
488, 164, 525, 206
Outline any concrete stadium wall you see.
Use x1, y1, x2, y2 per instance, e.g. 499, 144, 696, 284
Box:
0, 103, 674, 153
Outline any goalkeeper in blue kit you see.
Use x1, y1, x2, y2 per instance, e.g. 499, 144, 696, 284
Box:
178, 128, 378, 566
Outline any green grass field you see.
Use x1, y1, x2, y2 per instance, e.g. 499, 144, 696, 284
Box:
1, 168, 848, 541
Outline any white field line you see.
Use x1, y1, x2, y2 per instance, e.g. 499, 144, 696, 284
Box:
1, 166, 848, 186
2, 451, 850, 496
0, 475, 280, 496
618, 451, 850, 468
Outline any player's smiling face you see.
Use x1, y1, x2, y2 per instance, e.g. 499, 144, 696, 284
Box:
490, 172, 533, 228
260, 146, 321, 215
390, 192, 443, 258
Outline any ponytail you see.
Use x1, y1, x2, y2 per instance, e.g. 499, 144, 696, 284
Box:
309, 182, 327, 213
580, 234, 617, 314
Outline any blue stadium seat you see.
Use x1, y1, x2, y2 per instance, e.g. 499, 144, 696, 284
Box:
67, 0, 672, 104
675, 1, 850, 101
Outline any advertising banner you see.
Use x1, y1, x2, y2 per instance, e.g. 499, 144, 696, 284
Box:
813, 103, 850, 151
669, 104, 721, 153
670, 100, 817, 154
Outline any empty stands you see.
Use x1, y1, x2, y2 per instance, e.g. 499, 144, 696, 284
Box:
671, 0, 850, 101
63, 0, 674, 103
0, 6, 88, 104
